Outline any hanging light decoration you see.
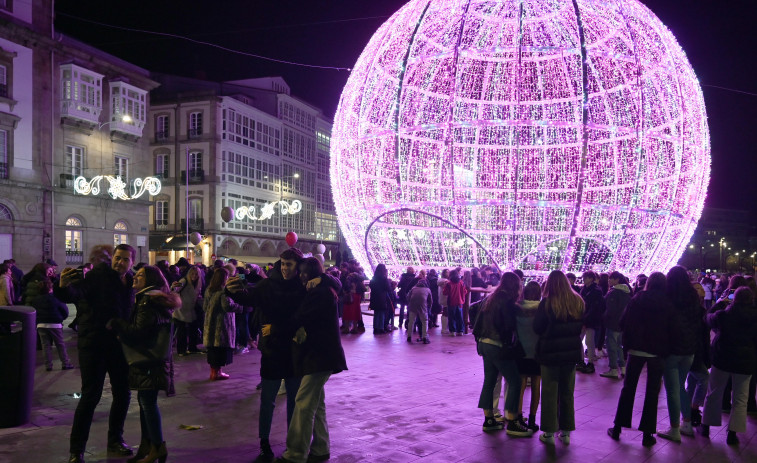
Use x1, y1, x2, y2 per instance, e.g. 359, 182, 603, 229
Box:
330, 0, 710, 278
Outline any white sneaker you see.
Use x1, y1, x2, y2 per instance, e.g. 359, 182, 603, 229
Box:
619, 366, 626, 376
657, 427, 681, 442
557, 431, 570, 445
680, 422, 694, 437
599, 369, 619, 379
539, 433, 555, 445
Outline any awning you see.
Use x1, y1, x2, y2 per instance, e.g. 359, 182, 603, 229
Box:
149, 234, 196, 251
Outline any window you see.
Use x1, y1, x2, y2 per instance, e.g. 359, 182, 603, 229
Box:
65, 216, 83, 265
0, 65, 6, 98
65, 145, 84, 177
113, 220, 128, 247
114, 155, 128, 183
155, 115, 169, 141
155, 154, 169, 178
0, 129, 6, 179
155, 200, 168, 228
60, 64, 103, 123
188, 198, 202, 220
0, 1, 11, 12
0, 203, 12, 220
110, 81, 146, 134
189, 112, 202, 138
189, 151, 202, 171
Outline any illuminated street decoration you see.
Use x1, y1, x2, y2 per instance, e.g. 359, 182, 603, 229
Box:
236, 200, 302, 221
74, 176, 162, 200
330, 0, 710, 278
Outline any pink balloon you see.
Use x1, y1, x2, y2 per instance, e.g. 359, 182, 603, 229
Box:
285, 231, 298, 247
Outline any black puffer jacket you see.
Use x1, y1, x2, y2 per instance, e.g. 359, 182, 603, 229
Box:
581, 283, 605, 329
533, 299, 584, 366
708, 302, 757, 374
475, 295, 520, 360
669, 293, 702, 356
620, 289, 674, 357
54, 263, 134, 350
290, 279, 347, 376
109, 288, 179, 391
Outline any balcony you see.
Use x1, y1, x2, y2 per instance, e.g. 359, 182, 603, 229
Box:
188, 128, 202, 139
155, 131, 169, 142
181, 169, 205, 183
180, 218, 204, 233
65, 250, 84, 265
59, 173, 75, 189
154, 171, 170, 180
154, 222, 168, 231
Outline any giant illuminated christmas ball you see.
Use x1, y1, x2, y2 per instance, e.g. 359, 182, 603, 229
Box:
330, 0, 710, 278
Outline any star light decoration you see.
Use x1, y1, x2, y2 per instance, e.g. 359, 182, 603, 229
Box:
235, 200, 303, 221
330, 0, 710, 279
74, 175, 162, 200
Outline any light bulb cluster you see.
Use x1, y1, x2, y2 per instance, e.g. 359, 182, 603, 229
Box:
331, 0, 710, 279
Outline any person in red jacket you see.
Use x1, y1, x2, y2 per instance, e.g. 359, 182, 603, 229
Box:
443, 269, 468, 336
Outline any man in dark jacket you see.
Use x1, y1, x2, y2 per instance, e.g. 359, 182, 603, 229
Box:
279, 257, 347, 463
55, 244, 136, 463
227, 249, 306, 463
577, 271, 604, 374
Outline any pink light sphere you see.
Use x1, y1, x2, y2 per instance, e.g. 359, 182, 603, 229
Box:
330, 0, 710, 278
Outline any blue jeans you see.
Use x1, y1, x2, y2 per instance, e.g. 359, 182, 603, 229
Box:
283, 372, 331, 463
373, 307, 385, 333
259, 377, 301, 440
686, 367, 710, 408
477, 342, 521, 414
540, 364, 576, 433
137, 389, 162, 444
663, 354, 694, 425
605, 330, 625, 369
448, 305, 463, 333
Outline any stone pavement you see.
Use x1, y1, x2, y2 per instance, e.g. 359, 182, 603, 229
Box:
1, 309, 757, 463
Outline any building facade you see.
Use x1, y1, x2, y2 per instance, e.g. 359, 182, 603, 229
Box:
0, 0, 158, 271
147, 74, 340, 266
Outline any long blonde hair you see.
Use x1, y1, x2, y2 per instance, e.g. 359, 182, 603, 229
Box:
542, 270, 584, 321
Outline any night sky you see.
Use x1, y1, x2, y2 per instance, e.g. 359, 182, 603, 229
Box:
54, 0, 757, 215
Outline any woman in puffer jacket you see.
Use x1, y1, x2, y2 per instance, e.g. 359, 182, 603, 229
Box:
108, 265, 180, 463
701, 287, 757, 445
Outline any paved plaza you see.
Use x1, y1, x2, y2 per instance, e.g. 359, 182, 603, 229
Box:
1, 308, 757, 463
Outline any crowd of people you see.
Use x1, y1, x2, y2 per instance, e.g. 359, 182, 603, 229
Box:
2, 251, 757, 460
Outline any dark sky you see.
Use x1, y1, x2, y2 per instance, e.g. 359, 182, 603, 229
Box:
54, 0, 757, 214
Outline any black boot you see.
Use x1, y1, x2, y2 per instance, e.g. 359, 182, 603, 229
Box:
255, 439, 274, 463
127, 439, 150, 463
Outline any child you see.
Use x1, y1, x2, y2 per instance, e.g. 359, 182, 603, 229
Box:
31, 278, 74, 371
516, 280, 542, 431
342, 274, 366, 334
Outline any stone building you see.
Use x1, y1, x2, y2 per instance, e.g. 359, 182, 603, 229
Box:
0, 0, 158, 270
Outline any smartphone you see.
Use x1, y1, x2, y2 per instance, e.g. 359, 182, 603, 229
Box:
238, 273, 246, 281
